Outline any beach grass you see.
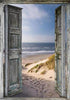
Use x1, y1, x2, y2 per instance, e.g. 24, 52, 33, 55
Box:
40, 70, 46, 74
25, 63, 32, 67
45, 54, 55, 69
28, 54, 55, 73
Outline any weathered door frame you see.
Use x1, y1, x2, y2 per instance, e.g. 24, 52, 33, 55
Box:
0, 4, 4, 98
66, 5, 70, 99
55, 5, 66, 97
0, 3, 70, 99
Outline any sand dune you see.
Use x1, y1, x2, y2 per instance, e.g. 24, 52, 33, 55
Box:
26, 58, 49, 73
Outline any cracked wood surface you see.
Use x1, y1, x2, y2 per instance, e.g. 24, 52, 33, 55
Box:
0, 0, 70, 3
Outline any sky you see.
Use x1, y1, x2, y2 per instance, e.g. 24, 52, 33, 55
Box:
12, 4, 61, 43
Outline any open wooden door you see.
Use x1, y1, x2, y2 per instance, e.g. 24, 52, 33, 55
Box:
4, 5, 22, 96
55, 5, 66, 97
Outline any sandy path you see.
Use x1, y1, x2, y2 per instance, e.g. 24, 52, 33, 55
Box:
21, 68, 59, 98
14, 66, 60, 97
13, 54, 60, 98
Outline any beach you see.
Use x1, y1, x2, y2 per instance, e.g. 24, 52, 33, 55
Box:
22, 54, 53, 67
13, 43, 60, 98
14, 53, 60, 98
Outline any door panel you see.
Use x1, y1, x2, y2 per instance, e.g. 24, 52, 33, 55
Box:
55, 6, 66, 97
5, 5, 22, 96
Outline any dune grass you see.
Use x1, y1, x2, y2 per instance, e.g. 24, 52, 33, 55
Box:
28, 54, 55, 73
45, 54, 55, 69
28, 64, 43, 73
25, 63, 32, 67
41, 70, 46, 74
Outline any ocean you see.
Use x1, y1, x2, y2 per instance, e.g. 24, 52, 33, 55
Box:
22, 43, 55, 58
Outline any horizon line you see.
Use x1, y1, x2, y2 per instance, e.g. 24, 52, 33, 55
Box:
22, 42, 55, 43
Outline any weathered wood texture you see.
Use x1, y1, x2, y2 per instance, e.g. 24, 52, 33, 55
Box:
0, 0, 70, 3
0, 3, 68, 99
55, 5, 66, 97
61, 5, 66, 97
4, 5, 22, 96
0, 4, 4, 98
55, 6, 62, 95
0, 98, 67, 100
66, 5, 70, 99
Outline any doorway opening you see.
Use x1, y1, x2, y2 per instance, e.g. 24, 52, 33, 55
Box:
2, 4, 67, 98
10, 4, 61, 98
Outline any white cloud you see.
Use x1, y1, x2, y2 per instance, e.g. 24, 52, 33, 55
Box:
22, 4, 49, 20
11, 4, 49, 20
22, 34, 55, 43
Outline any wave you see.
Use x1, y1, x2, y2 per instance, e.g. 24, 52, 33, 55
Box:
22, 47, 40, 50
22, 50, 55, 54
22, 47, 54, 50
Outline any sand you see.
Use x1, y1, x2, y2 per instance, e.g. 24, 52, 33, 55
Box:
14, 54, 60, 98
22, 54, 52, 67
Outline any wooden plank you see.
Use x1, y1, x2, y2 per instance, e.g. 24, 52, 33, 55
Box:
55, 6, 62, 96
55, 5, 66, 97
66, 5, 70, 99
0, 4, 4, 98
0, 0, 70, 3
61, 5, 66, 97
4, 5, 9, 97
0, 98, 67, 100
